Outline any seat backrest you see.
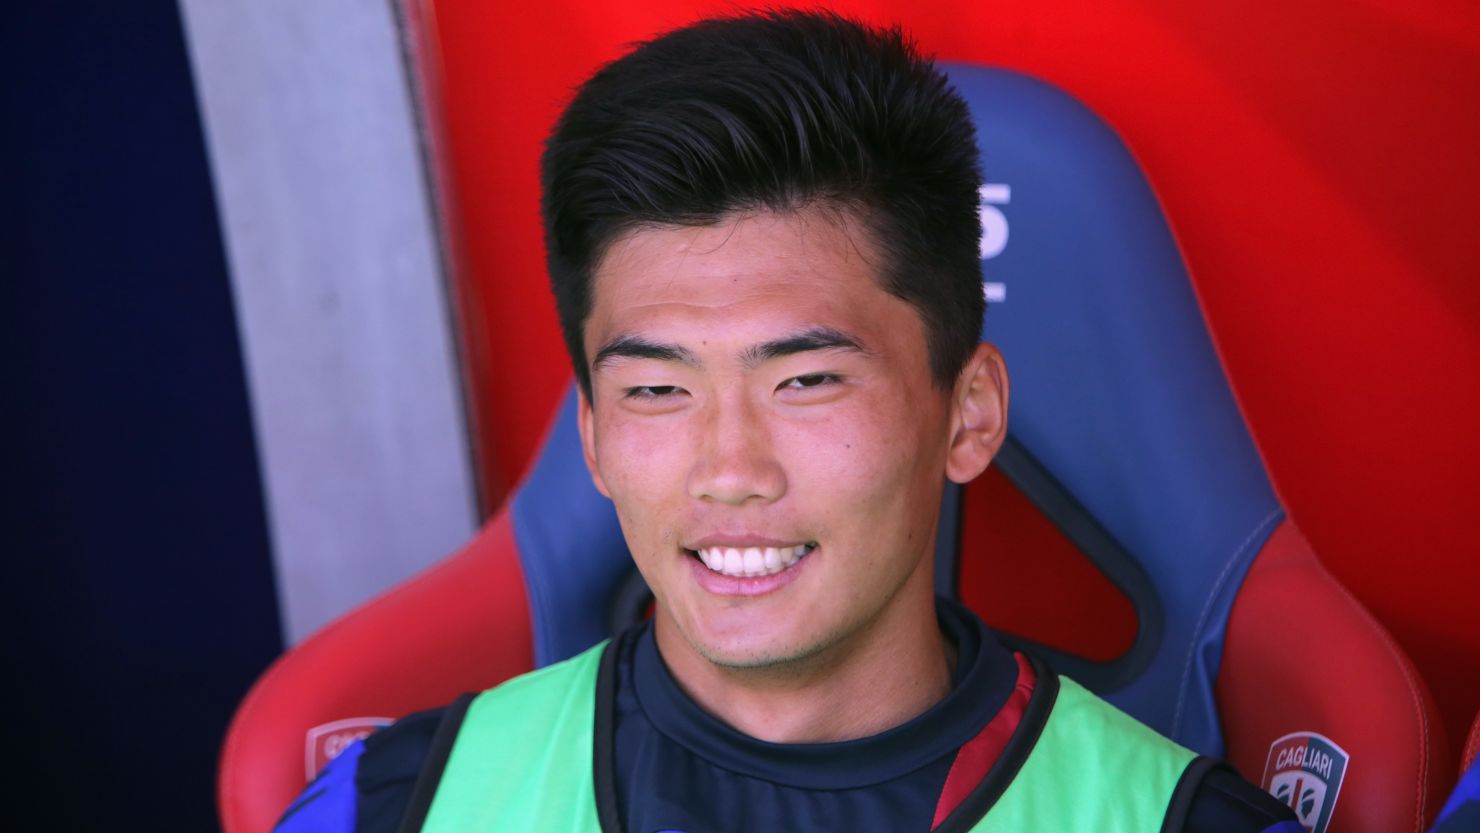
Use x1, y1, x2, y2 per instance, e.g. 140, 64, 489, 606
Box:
219, 65, 1446, 833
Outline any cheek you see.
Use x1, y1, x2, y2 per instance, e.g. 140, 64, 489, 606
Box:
783, 398, 943, 508
595, 413, 684, 489
786, 392, 952, 576
593, 414, 691, 547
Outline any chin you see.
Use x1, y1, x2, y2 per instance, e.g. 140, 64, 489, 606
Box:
696, 641, 810, 670
683, 616, 838, 671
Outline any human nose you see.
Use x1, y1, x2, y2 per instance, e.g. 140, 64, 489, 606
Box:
686, 396, 787, 505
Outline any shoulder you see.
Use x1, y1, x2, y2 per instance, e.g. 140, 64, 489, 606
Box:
272, 645, 615, 833
270, 703, 455, 833
272, 642, 612, 828
1047, 676, 1196, 770
455, 639, 611, 743
1166, 759, 1302, 833
1032, 675, 1296, 831
474, 639, 609, 703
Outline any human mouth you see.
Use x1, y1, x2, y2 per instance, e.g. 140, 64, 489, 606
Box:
688, 543, 815, 578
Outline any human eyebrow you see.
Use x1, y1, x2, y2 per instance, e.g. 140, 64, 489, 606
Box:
591, 334, 700, 371
741, 326, 869, 368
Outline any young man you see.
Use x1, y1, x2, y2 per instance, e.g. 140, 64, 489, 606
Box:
274, 11, 1300, 832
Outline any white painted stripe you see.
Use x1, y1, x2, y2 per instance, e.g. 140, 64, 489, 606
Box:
179, 0, 478, 643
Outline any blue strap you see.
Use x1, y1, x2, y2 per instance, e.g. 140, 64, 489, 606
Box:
1431, 758, 1480, 832
271, 739, 362, 833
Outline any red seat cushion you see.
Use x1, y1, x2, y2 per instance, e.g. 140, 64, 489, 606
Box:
1216, 521, 1449, 833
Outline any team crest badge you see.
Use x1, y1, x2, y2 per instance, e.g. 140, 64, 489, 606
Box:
1261, 731, 1350, 833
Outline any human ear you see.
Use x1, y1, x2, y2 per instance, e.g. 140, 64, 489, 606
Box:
577, 388, 612, 498
945, 343, 1009, 484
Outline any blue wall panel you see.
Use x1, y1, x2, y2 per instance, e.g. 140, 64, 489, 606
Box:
0, 3, 283, 829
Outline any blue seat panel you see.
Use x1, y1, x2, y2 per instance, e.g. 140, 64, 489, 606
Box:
948, 64, 1282, 755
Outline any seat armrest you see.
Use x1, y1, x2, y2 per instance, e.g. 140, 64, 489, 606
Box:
217, 510, 533, 833
1217, 521, 1448, 833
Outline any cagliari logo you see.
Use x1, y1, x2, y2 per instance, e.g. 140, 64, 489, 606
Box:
304, 716, 394, 780
1261, 731, 1350, 833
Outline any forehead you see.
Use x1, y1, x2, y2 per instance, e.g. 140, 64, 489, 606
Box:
586, 209, 909, 347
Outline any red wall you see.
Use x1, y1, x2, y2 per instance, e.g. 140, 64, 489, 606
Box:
423, 0, 1480, 759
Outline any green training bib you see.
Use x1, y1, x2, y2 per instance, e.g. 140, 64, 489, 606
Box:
421, 641, 1195, 832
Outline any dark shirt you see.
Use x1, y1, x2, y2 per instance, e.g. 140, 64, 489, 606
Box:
612, 601, 1005, 831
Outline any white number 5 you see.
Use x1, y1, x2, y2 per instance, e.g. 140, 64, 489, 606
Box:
979, 184, 1010, 259
979, 184, 1010, 303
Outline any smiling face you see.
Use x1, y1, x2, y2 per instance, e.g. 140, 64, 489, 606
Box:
578, 208, 1004, 674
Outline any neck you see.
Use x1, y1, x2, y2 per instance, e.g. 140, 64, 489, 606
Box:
654, 579, 954, 744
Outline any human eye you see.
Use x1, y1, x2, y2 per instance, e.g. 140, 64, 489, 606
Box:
775, 373, 847, 405
623, 385, 687, 401
779, 373, 841, 391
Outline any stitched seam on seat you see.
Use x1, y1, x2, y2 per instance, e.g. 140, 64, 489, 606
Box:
1465, 723, 1480, 772
1170, 509, 1282, 739
1324, 554, 1430, 831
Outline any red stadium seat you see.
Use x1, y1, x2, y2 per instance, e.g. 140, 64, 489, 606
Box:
217, 65, 1449, 833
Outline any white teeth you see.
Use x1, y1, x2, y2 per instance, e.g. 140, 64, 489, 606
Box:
695, 544, 811, 578
742, 548, 763, 575
762, 548, 782, 573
